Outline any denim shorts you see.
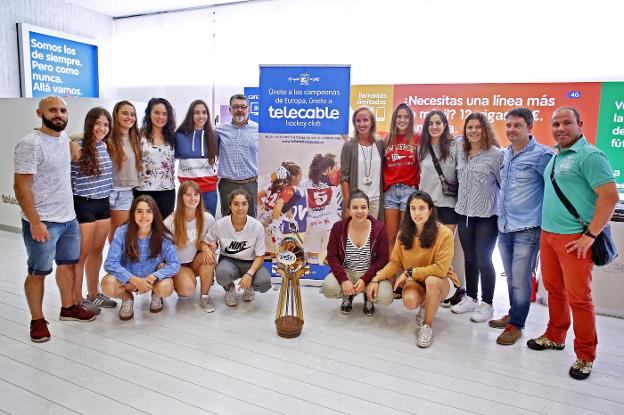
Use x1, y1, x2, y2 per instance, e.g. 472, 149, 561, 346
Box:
22, 219, 80, 276
383, 183, 416, 210
109, 189, 134, 211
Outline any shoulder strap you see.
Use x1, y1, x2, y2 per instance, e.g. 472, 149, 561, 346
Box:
549, 155, 586, 228
428, 145, 447, 181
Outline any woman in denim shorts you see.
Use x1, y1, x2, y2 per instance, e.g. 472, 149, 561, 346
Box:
383, 103, 421, 257
106, 100, 142, 241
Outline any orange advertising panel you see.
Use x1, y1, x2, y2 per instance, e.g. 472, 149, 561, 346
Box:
393, 83, 602, 147
349, 84, 394, 133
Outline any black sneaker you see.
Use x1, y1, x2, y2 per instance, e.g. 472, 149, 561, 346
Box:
363, 294, 375, 316
448, 287, 466, 306
527, 335, 565, 351
569, 359, 592, 380
340, 295, 354, 314
442, 287, 466, 307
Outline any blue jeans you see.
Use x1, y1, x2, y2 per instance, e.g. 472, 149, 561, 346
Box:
202, 190, 218, 217
457, 215, 498, 305
498, 227, 541, 329
22, 219, 80, 276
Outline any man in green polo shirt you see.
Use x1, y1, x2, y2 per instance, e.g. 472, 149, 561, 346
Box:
527, 107, 618, 380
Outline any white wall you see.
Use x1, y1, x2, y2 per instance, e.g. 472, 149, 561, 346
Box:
109, 0, 624, 113
0, 0, 113, 98
0, 97, 127, 231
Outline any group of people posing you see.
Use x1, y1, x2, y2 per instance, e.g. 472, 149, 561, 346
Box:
324, 103, 617, 381
14, 94, 618, 381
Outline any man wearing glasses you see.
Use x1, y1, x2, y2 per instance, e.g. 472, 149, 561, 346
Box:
216, 94, 260, 217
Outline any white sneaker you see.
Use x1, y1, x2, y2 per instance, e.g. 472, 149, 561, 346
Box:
242, 287, 255, 302
199, 294, 216, 313
119, 298, 134, 321
471, 302, 494, 323
417, 324, 433, 348
450, 296, 478, 314
415, 307, 425, 329
225, 284, 238, 306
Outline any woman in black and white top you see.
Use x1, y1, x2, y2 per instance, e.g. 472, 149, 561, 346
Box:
323, 190, 391, 316
451, 112, 502, 323
206, 189, 271, 307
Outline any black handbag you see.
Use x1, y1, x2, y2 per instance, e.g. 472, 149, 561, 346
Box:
429, 145, 458, 196
549, 156, 618, 266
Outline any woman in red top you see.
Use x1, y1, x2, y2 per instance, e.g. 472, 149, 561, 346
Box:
383, 103, 420, 257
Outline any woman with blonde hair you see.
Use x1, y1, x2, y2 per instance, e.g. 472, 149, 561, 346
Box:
340, 106, 384, 219
165, 181, 217, 312
106, 100, 142, 241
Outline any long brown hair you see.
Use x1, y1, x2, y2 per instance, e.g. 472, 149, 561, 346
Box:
308, 154, 335, 185
170, 181, 206, 250
385, 103, 416, 147
79, 107, 111, 176
176, 99, 218, 164
124, 195, 171, 262
418, 110, 454, 162
108, 100, 142, 171
398, 191, 438, 249
462, 112, 500, 156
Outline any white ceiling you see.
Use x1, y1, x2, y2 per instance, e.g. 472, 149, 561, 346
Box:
66, 0, 249, 18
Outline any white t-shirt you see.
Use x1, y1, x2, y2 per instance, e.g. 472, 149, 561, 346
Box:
357, 143, 381, 201
13, 130, 76, 223
300, 179, 342, 232
164, 211, 216, 263
207, 215, 265, 261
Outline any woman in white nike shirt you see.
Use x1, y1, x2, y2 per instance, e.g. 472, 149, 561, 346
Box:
206, 189, 271, 307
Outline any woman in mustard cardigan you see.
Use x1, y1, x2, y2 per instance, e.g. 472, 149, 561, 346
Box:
368, 190, 460, 348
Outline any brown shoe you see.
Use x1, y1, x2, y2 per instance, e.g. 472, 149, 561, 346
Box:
30, 318, 50, 342
496, 324, 522, 345
489, 314, 509, 329
59, 304, 96, 322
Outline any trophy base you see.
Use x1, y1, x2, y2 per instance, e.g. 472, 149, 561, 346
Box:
275, 316, 304, 338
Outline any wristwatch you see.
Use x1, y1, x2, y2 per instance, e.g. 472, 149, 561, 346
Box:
583, 229, 597, 239
405, 267, 414, 278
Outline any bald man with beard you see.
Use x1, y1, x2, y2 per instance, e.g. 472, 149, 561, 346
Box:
14, 96, 97, 343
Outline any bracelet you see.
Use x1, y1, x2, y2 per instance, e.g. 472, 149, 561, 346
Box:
245, 272, 254, 278
583, 229, 597, 239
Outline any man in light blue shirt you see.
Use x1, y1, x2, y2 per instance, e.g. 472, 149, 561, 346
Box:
216, 94, 259, 217
491, 108, 553, 345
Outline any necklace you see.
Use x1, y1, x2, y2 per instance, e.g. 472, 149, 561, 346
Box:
360, 143, 373, 186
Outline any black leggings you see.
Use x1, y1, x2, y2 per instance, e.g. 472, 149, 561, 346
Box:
457, 215, 498, 305
133, 189, 175, 219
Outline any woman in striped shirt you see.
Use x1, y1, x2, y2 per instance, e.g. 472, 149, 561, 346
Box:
70, 107, 115, 313
323, 190, 391, 316
451, 112, 503, 323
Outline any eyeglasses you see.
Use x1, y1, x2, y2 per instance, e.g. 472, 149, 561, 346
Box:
231, 105, 249, 110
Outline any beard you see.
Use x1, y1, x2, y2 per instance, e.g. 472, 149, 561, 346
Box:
232, 114, 248, 125
42, 113, 67, 132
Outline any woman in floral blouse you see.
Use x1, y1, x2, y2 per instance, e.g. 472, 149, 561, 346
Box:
134, 97, 177, 218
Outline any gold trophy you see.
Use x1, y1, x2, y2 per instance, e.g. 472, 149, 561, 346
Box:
274, 237, 307, 338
